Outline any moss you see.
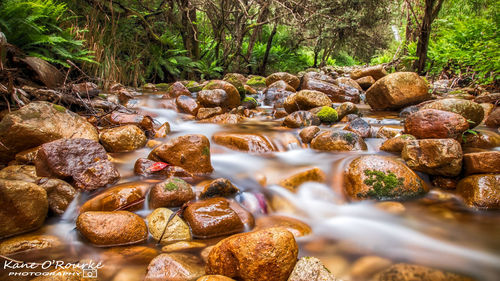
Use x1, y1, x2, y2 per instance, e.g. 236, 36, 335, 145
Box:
156, 83, 170, 90
164, 182, 178, 191
202, 146, 210, 156
317, 106, 338, 123
344, 132, 355, 143
243, 96, 258, 106
399, 134, 415, 140
363, 169, 405, 199
52, 104, 66, 113
246, 76, 266, 87
98, 93, 107, 99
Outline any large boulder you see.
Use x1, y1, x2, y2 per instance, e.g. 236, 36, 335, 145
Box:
266, 72, 300, 90
344, 156, 428, 201
421, 98, 484, 127
206, 227, 298, 281
456, 174, 499, 210
202, 80, 241, 109
0, 179, 48, 239
366, 72, 430, 110
350, 65, 388, 81
404, 109, 469, 139
0, 101, 98, 163
311, 130, 367, 151
402, 139, 463, 177
35, 138, 120, 191
284, 90, 332, 113
149, 134, 213, 175
223, 73, 248, 98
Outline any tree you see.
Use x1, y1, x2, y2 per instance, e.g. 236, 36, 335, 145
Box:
413, 0, 444, 74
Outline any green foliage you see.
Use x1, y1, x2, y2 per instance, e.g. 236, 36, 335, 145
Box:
317, 106, 338, 123
0, 0, 94, 67
332, 51, 360, 66
363, 170, 404, 199
144, 45, 196, 82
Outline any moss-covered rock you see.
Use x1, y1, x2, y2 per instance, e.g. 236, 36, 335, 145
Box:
316, 106, 338, 123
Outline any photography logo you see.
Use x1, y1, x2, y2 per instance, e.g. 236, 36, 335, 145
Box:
82, 268, 98, 279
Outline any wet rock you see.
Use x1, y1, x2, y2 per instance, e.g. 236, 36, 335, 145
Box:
15, 146, 40, 164
474, 92, 500, 104
278, 168, 326, 192
76, 211, 148, 246
176, 95, 200, 115
197, 107, 224, 120
344, 156, 428, 201
374, 201, 406, 214
200, 178, 240, 199
274, 109, 289, 119
399, 105, 419, 119
350, 65, 387, 81
39, 179, 77, 215
266, 72, 301, 90
154, 122, 171, 138
255, 216, 311, 238
148, 134, 213, 175
336, 102, 359, 120
183, 197, 248, 238
366, 72, 430, 110
302, 72, 338, 86
149, 178, 195, 209
337, 77, 363, 92
213, 132, 275, 153
199, 113, 244, 124
299, 126, 321, 144
380, 135, 416, 153
463, 151, 500, 174
145, 253, 205, 281
264, 81, 295, 107
242, 97, 258, 109
244, 85, 257, 95
35, 138, 120, 191
349, 256, 392, 281
456, 174, 500, 209
107, 111, 154, 132
311, 130, 367, 151
182, 80, 203, 92
373, 263, 475, 281
198, 89, 240, 110
287, 256, 336, 281
421, 98, 484, 128
0, 179, 48, 239
0, 101, 98, 163
404, 109, 469, 139
165, 81, 191, 98
376, 126, 403, 139
431, 176, 459, 189
284, 90, 332, 113
0, 164, 40, 182
162, 241, 206, 253
224, 73, 248, 97
133, 158, 193, 179
246, 75, 267, 90
344, 118, 371, 138
461, 130, 500, 149
206, 227, 298, 281
143, 83, 157, 91
485, 107, 500, 128
0, 234, 61, 256
356, 76, 376, 90
316, 106, 339, 123
302, 77, 359, 103
202, 80, 241, 109
80, 182, 150, 213
147, 208, 192, 244
197, 276, 236, 281
267, 80, 296, 92
402, 139, 463, 177
283, 111, 321, 128
99, 125, 147, 152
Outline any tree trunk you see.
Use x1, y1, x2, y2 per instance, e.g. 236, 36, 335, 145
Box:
259, 23, 277, 75
245, 3, 269, 73
414, 0, 444, 74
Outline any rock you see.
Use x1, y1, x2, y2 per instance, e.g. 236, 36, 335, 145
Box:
147, 208, 192, 244
375, 201, 406, 214
0, 164, 40, 182
183, 80, 203, 92
206, 227, 298, 281
474, 92, 500, 104
402, 139, 463, 177
373, 263, 475, 281
148, 134, 213, 175
366, 72, 430, 110
302, 77, 359, 103
183, 197, 249, 238
456, 174, 500, 209
463, 151, 500, 174
198, 89, 240, 110
176, 95, 200, 115
311, 130, 367, 151
39, 179, 76, 215
200, 178, 240, 199
380, 135, 416, 153
35, 138, 120, 191
15, 146, 40, 164
199, 113, 244, 124
283, 111, 321, 128
80, 182, 150, 213
198, 276, 236, 281
284, 90, 332, 113
431, 176, 459, 189
356, 76, 376, 90
344, 118, 371, 138
224, 73, 248, 98
246, 75, 267, 90
350, 65, 387, 81
0, 234, 61, 256
266, 72, 301, 90
133, 158, 193, 179
99, 125, 147, 152
197, 107, 224, 120
344, 156, 428, 201
149, 178, 195, 209
299, 126, 321, 144
213, 132, 275, 153
145, 253, 205, 281
287, 256, 336, 281
0, 179, 48, 239
349, 256, 392, 281
421, 98, 484, 128
399, 105, 419, 118
264, 81, 295, 106
202, 80, 241, 109
143, 83, 157, 91
376, 126, 403, 139
242, 97, 258, 109
274, 109, 288, 119
336, 102, 359, 120
165, 81, 191, 98
278, 168, 326, 192
76, 211, 147, 246
255, 216, 311, 238
162, 241, 206, 253
485, 107, 500, 127
461, 130, 500, 149
0, 101, 98, 163
106, 111, 154, 132
404, 109, 469, 139
154, 122, 171, 138
337, 77, 363, 92
244, 85, 257, 95
317, 106, 338, 123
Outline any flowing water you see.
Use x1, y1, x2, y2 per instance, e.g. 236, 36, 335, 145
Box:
2, 91, 500, 281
